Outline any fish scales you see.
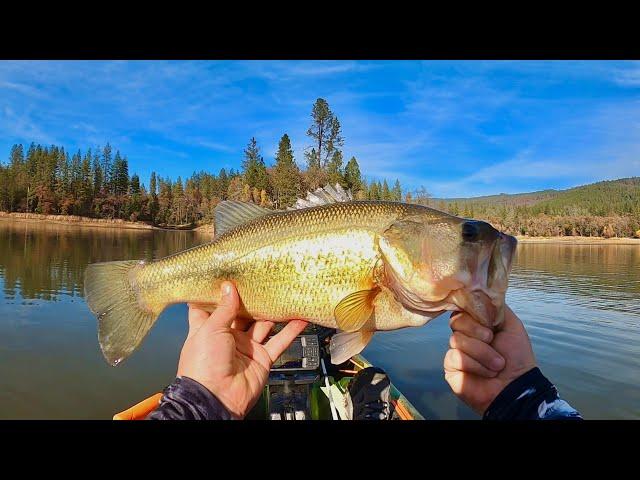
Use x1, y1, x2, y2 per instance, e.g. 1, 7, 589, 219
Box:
135, 201, 419, 327
84, 195, 517, 366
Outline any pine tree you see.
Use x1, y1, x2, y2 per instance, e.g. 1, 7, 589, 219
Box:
217, 168, 228, 200
392, 179, 402, 201
7, 144, 25, 211
102, 144, 113, 193
327, 150, 346, 187
305, 148, 325, 190
344, 156, 363, 194
92, 151, 103, 195
112, 151, 129, 196
149, 171, 157, 197
242, 137, 269, 192
382, 179, 391, 201
306, 98, 344, 168
79, 153, 92, 215
130, 174, 141, 195
172, 176, 185, 224
369, 181, 380, 200
272, 133, 301, 208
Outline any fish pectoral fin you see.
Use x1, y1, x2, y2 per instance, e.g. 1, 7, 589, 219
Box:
334, 287, 380, 332
329, 330, 375, 365
214, 201, 273, 237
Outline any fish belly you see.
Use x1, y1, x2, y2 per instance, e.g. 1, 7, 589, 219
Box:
232, 229, 380, 327
135, 228, 381, 328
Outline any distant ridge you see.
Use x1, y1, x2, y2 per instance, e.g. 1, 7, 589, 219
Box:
427, 177, 639, 238
436, 177, 640, 215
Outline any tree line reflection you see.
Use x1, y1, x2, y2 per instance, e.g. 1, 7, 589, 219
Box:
0, 220, 208, 300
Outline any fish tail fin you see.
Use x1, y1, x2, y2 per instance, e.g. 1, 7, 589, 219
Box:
84, 260, 159, 366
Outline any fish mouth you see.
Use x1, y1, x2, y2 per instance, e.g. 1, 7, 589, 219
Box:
499, 232, 517, 272
460, 231, 517, 327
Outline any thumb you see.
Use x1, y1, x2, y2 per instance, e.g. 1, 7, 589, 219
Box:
497, 304, 528, 336
207, 281, 240, 329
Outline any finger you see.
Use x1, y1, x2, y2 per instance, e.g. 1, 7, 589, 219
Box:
443, 348, 498, 378
264, 320, 308, 362
206, 281, 240, 329
231, 317, 253, 331
498, 304, 527, 335
248, 321, 275, 344
449, 311, 494, 343
186, 304, 211, 338
449, 331, 505, 372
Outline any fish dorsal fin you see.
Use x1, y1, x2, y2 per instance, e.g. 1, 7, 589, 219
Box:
334, 287, 380, 332
288, 183, 354, 210
214, 201, 273, 237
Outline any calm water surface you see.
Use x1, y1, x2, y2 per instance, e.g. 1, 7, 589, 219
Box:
0, 219, 638, 419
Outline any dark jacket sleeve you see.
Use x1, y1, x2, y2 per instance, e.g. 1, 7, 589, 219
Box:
483, 367, 583, 420
146, 376, 236, 420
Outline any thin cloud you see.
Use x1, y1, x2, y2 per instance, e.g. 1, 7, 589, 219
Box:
1, 60, 639, 199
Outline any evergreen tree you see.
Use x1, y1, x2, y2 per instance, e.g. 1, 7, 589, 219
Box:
92, 152, 103, 195
382, 179, 391, 201
7, 144, 25, 211
344, 156, 363, 194
369, 181, 380, 200
392, 179, 402, 201
327, 150, 346, 187
79, 153, 93, 214
130, 174, 141, 195
217, 168, 228, 200
272, 133, 301, 208
306, 98, 344, 168
149, 172, 157, 197
305, 148, 325, 190
112, 152, 129, 196
102, 143, 113, 193
242, 137, 269, 191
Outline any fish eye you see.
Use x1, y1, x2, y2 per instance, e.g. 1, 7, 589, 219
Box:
461, 221, 480, 242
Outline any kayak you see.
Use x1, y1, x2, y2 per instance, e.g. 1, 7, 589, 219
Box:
113, 324, 424, 420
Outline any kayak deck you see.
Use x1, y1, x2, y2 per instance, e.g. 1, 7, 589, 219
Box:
246, 350, 424, 420
114, 325, 425, 420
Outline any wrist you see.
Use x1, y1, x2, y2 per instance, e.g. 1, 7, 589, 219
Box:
175, 376, 239, 420
483, 367, 547, 420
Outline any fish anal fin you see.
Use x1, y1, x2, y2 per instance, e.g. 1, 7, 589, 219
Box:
334, 287, 380, 332
329, 330, 375, 365
214, 201, 273, 237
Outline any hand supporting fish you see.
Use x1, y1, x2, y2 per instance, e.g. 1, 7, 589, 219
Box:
84, 184, 517, 366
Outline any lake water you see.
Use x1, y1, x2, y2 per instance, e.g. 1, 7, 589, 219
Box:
0, 219, 638, 419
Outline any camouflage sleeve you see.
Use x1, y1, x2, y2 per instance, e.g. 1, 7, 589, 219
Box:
483, 367, 583, 420
146, 376, 236, 420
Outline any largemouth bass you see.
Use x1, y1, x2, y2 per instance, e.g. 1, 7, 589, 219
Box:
84, 186, 517, 366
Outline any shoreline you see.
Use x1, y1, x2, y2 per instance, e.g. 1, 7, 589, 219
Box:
0, 211, 159, 231
1, 213, 639, 243
515, 235, 640, 245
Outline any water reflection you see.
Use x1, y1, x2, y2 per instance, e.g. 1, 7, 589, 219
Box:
0, 220, 204, 300
510, 243, 640, 316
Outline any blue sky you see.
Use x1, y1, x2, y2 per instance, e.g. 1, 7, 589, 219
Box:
1, 60, 639, 197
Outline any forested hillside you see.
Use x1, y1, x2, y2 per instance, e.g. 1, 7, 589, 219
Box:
437, 178, 640, 238
0, 99, 402, 227
1, 96, 638, 237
